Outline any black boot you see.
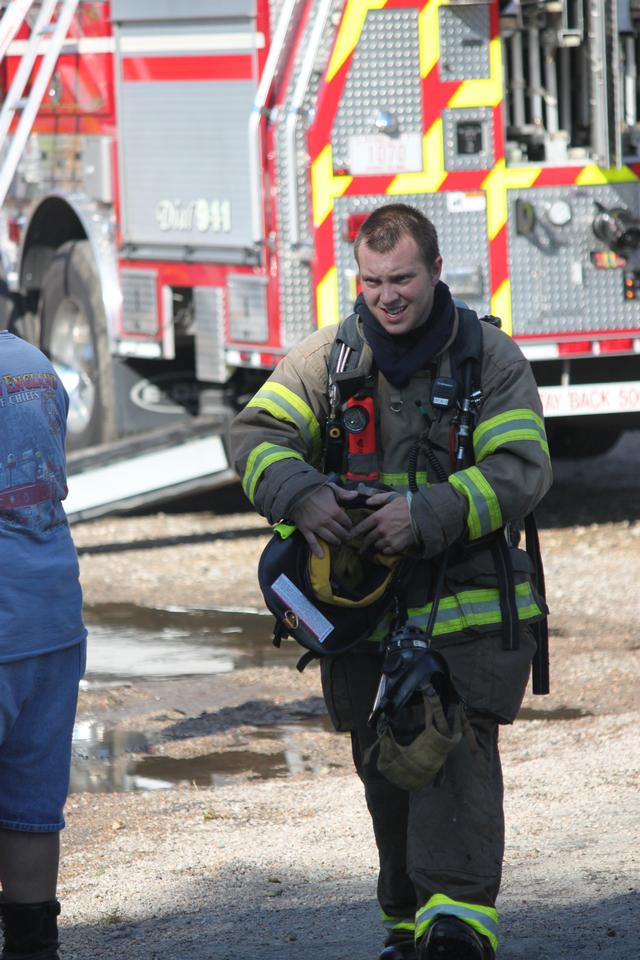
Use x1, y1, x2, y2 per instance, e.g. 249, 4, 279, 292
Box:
379, 939, 417, 960
418, 916, 494, 960
0, 900, 60, 960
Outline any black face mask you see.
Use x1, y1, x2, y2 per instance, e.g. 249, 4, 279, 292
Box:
356, 281, 454, 388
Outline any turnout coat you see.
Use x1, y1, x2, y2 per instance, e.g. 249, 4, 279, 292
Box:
230, 307, 553, 723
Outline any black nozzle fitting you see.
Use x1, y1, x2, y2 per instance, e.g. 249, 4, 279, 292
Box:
592, 204, 640, 258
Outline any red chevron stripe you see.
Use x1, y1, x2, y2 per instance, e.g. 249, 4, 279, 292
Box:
534, 167, 585, 186
422, 67, 461, 133
309, 54, 353, 159
441, 171, 487, 191
492, 103, 505, 162
313, 214, 336, 287
344, 175, 396, 195
489, 224, 509, 294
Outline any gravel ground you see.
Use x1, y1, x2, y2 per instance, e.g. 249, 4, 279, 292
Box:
58, 433, 640, 960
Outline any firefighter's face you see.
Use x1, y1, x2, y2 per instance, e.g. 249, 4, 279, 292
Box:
357, 235, 442, 336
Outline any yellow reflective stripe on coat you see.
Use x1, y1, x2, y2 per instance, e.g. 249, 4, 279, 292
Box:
368, 580, 542, 643
449, 467, 502, 540
415, 894, 499, 951
380, 910, 415, 934
242, 442, 304, 503
247, 383, 322, 463
381, 471, 429, 491
474, 408, 549, 463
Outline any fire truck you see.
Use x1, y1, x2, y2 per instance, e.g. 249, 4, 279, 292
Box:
1, 0, 639, 518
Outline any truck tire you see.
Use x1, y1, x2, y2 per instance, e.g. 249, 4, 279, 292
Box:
39, 240, 116, 450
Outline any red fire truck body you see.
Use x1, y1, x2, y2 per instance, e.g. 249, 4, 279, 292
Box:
1, 0, 640, 513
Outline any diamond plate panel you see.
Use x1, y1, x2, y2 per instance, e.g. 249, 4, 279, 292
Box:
443, 107, 494, 170
439, 5, 490, 82
331, 9, 422, 172
333, 194, 490, 320
508, 184, 640, 335
194, 287, 226, 382
121, 269, 158, 335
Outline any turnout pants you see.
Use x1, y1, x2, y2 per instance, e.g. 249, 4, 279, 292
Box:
320, 634, 532, 950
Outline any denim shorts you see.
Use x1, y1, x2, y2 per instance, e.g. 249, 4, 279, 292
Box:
0, 640, 86, 832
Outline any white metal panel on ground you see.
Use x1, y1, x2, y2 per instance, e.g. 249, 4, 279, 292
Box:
64, 435, 232, 521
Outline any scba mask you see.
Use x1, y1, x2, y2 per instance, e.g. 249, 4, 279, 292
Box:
368, 624, 474, 792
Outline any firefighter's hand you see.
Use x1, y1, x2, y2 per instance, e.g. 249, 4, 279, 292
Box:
289, 483, 359, 559
349, 491, 415, 555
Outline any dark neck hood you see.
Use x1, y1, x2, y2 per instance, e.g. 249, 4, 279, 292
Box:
355, 280, 454, 388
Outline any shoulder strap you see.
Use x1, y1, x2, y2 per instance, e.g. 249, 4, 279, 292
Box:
324, 313, 370, 473
328, 312, 375, 407
329, 313, 362, 372
449, 307, 484, 399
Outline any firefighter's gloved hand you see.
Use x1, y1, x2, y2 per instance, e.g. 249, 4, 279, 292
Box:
350, 492, 416, 555
289, 482, 359, 559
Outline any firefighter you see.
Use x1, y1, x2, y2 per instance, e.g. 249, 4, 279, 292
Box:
231, 204, 552, 960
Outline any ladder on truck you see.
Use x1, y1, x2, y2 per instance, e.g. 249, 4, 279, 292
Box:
0, 0, 79, 207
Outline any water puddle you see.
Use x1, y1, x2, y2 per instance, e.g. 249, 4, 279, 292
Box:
83, 603, 299, 682
70, 716, 333, 794
74, 604, 332, 792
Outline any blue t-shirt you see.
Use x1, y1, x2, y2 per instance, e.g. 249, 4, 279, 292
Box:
0, 332, 86, 661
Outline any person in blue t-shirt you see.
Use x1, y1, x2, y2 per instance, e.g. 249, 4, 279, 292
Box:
0, 332, 86, 960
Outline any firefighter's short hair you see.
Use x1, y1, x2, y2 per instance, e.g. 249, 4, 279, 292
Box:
354, 203, 440, 270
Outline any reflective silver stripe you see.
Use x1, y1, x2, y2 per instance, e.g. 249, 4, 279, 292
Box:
449, 467, 502, 540
415, 895, 499, 950
368, 581, 542, 642
247, 384, 321, 461
380, 913, 415, 933
416, 903, 498, 938
242, 442, 303, 502
474, 408, 549, 463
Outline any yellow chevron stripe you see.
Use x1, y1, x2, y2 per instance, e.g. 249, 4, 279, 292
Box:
317, 267, 341, 328
326, 0, 388, 83
491, 279, 512, 336
311, 144, 352, 227
387, 119, 445, 195
448, 37, 503, 107
575, 164, 639, 185
482, 159, 541, 239
419, 0, 444, 78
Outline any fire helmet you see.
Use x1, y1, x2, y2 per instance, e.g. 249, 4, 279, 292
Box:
258, 510, 403, 657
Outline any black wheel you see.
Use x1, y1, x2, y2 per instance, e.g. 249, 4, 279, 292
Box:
39, 240, 116, 450
547, 423, 621, 458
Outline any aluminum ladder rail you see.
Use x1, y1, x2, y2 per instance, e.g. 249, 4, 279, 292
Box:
0, 0, 80, 209
0, 0, 38, 61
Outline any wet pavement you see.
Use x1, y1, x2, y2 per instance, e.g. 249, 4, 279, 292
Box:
83, 604, 298, 681
70, 715, 333, 795
73, 605, 327, 794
